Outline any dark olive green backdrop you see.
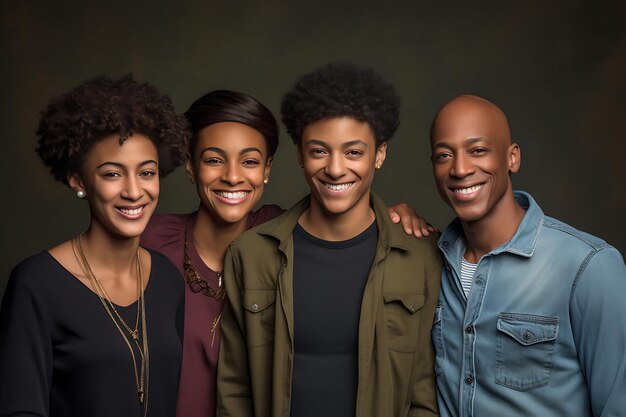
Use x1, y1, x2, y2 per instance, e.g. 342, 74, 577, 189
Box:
2, 0, 625, 300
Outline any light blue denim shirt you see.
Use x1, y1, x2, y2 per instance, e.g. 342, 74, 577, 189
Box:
434, 191, 626, 417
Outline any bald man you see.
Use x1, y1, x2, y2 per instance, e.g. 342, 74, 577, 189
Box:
429, 95, 626, 417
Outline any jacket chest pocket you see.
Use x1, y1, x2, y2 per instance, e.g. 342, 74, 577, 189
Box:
495, 312, 559, 391
243, 288, 277, 348
383, 292, 424, 352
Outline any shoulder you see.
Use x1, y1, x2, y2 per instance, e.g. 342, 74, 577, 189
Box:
145, 249, 184, 292
247, 204, 285, 229
141, 212, 192, 252
539, 216, 617, 260
3, 252, 61, 305
147, 248, 182, 277
537, 216, 624, 281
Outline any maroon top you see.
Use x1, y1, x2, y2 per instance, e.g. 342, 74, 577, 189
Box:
140, 205, 284, 417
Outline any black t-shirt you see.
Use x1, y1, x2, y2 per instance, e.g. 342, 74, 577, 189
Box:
290, 221, 378, 417
0, 250, 184, 417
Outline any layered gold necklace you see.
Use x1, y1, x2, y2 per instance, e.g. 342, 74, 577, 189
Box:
72, 235, 149, 416
183, 233, 225, 347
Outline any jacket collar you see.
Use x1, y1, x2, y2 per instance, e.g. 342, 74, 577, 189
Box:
255, 192, 411, 251
438, 190, 544, 259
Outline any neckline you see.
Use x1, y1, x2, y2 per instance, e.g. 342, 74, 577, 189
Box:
44, 250, 153, 308
294, 220, 378, 249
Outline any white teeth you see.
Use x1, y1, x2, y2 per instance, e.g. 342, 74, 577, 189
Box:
325, 182, 354, 191
216, 191, 249, 199
455, 184, 483, 195
119, 207, 143, 215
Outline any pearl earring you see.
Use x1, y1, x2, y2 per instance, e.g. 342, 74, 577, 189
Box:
263, 178, 269, 184
77, 190, 86, 198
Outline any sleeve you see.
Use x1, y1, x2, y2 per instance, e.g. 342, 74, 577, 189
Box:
216, 245, 254, 417
0, 264, 53, 417
570, 247, 626, 417
410, 238, 442, 417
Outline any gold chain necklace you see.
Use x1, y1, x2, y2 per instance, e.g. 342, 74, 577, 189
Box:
182, 232, 225, 347
72, 235, 149, 416
183, 238, 225, 301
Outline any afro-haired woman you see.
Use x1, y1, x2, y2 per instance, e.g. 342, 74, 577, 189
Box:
0, 75, 189, 417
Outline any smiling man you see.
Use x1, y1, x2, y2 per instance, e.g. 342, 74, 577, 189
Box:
430, 95, 626, 417
217, 64, 441, 417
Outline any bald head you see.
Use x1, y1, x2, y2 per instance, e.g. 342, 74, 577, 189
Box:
430, 95, 511, 146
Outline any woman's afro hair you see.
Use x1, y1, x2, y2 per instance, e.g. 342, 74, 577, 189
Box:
281, 63, 400, 147
36, 74, 189, 184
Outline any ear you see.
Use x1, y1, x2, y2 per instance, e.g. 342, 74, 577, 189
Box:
184, 152, 196, 184
375, 142, 388, 168
508, 142, 521, 174
264, 156, 273, 181
67, 172, 86, 194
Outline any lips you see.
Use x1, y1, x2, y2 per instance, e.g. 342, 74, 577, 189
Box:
321, 181, 355, 192
213, 190, 251, 204
449, 183, 485, 201
116, 205, 146, 219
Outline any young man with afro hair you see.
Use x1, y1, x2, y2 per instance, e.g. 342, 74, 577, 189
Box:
217, 64, 441, 417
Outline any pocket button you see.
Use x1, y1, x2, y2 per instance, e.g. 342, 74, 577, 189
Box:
251, 303, 259, 312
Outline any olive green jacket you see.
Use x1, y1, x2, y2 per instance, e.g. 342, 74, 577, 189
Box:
217, 194, 441, 417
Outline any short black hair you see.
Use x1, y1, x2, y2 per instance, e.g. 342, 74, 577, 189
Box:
184, 90, 279, 158
36, 74, 189, 184
281, 63, 400, 147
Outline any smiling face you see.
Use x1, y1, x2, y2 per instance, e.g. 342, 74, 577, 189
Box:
69, 133, 160, 239
430, 96, 520, 224
298, 117, 386, 219
186, 121, 271, 225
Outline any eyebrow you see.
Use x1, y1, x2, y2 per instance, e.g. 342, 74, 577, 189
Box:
96, 160, 158, 169
200, 146, 263, 157
434, 137, 485, 148
305, 139, 369, 148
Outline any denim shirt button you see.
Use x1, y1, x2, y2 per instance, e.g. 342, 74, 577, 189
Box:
442, 241, 449, 247
465, 325, 474, 334
523, 331, 533, 341
465, 375, 474, 385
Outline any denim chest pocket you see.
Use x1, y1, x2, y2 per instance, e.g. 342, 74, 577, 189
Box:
243, 288, 276, 348
495, 313, 559, 391
383, 292, 424, 352
432, 302, 445, 375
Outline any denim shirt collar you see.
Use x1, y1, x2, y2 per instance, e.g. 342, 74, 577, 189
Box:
438, 190, 544, 260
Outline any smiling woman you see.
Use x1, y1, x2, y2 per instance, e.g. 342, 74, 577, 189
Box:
0, 75, 189, 417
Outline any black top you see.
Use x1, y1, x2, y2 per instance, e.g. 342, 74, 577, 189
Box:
290, 222, 378, 417
0, 249, 184, 417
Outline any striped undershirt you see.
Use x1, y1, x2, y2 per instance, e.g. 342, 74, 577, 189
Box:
460, 257, 478, 298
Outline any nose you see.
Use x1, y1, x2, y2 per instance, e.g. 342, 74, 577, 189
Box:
121, 176, 143, 201
222, 160, 243, 185
450, 153, 474, 178
324, 153, 346, 179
